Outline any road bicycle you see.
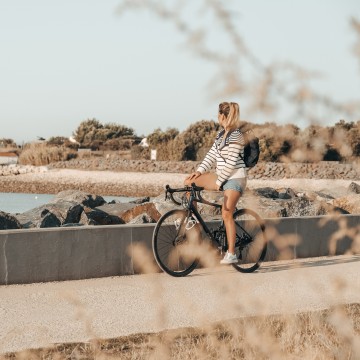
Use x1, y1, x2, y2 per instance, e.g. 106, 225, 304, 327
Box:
152, 183, 267, 277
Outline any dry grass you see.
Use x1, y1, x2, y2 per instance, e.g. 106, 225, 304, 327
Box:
1, 304, 359, 359
18, 143, 77, 166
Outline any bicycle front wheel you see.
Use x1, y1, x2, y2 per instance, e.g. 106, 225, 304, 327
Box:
232, 208, 267, 273
152, 209, 201, 277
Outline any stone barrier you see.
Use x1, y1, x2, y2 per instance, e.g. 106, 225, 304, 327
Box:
0, 215, 359, 285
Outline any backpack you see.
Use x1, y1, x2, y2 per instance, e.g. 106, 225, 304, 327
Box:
239, 129, 260, 168
216, 128, 260, 168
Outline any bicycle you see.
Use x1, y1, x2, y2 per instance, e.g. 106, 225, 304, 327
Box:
152, 183, 267, 277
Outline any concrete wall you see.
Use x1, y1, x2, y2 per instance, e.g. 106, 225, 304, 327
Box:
0, 215, 359, 285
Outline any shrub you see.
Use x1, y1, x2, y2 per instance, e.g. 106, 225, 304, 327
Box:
18, 143, 77, 166
0, 138, 17, 148
47, 136, 79, 150
73, 119, 135, 148
131, 145, 150, 160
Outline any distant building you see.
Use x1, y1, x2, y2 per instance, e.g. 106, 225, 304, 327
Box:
0, 152, 18, 165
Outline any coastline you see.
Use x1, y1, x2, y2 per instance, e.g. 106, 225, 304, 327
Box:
0, 169, 187, 197
0, 168, 357, 197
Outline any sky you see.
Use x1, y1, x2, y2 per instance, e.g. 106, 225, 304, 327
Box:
1, 0, 360, 144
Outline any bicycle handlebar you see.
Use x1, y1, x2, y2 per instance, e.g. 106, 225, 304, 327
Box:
165, 183, 206, 206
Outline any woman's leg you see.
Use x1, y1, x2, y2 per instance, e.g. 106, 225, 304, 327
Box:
184, 173, 218, 191
222, 189, 242, 254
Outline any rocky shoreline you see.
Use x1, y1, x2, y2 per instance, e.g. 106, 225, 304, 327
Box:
0, 160, 360, 230
50, 158, 360, 180
1, 181, 360, 230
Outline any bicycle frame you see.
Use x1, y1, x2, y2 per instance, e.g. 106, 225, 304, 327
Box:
166, 184, 227, 249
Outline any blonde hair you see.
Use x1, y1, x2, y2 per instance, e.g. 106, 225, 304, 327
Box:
219, 102, 240, 130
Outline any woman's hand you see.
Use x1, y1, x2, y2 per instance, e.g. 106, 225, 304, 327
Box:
186, 171, 201, 181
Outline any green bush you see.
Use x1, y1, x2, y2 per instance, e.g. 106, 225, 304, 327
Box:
73, 119, 135, 148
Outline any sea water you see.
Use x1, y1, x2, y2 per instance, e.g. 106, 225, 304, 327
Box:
0, 192, 136, 214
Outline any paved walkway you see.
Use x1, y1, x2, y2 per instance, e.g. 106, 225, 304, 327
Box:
1, 255, 360, 354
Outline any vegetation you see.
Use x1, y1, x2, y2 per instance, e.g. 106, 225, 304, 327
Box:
146, 121, 219, 161
2, 304, 359, 359
0, 138, 17, 149
18, 142, 76, 166
7, 117, 360, 165
134, 119, 360, 163
73, 119, 135, 150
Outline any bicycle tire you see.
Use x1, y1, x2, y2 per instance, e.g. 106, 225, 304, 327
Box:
152, 209, 201, 277
232, 208, 267, 273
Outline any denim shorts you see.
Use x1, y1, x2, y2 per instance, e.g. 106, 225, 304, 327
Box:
222, 178, 247, 193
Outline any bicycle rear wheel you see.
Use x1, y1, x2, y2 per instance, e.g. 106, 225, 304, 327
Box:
232, 208, 267, 273
152, 209, 201, 277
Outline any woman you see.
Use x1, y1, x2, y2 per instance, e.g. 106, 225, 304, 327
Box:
184, 101, 247, 264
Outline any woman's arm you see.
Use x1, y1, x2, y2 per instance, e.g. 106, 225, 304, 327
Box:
196, 142, 217, 174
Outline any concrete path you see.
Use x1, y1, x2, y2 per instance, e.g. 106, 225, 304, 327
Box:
1, 255, 360, 354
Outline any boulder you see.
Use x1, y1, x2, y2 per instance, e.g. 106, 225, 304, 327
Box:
348, 182, 360, 194
38, 210, 61, 228
15, 190, 108, 228
281, 197, 317, 217
0, 211, 22, 230
52, 190, 106, 208
236, 196, 287, 218
314, 191, 335, 200
80, 208, 123, 225
129, 196, 151, 204
254, 187, 279, 199
15, 201, 84, 228
152, 195, 182, 216
95, 202, 161, 223
129, 214, 155, 224
332, 194, 360, 214
278, 188, 297, 199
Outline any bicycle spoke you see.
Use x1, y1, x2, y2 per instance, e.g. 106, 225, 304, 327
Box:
152, 209, 200, 277
232, 208, 267, 273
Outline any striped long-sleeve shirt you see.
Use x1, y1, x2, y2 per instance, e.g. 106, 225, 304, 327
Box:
196, 128, 246, 187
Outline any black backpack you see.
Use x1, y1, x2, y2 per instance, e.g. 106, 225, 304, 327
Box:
239, 129, 260, 168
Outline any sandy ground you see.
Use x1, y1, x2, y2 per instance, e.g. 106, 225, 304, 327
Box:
0, 168, 357, 197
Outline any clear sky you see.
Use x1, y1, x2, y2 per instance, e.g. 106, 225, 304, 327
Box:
1, 0, 359, 144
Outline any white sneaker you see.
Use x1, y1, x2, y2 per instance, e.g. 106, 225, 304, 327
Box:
220, 251, 238, 264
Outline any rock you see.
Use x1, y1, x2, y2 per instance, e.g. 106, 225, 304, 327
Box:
64, 204, 84, 224
348, 182, 360, 194
95, 202, 161, 223
278, 188, 296, 199
129, 196, 151, 204
81, 208, 124, 225
282, 197, 317, 217
254, 187, 279, 199
38, 211, 61, 228
52, 190, 106, 208
152, 195, 182, 216
236, 196, 287, 218
0, 211, 22, 230
15, 201, 84, 228
332, 194, 360, 214
129, 214, 155, 224
314, 191, 335, 200
15, 190, 108, 228
315, 201, 350, 215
